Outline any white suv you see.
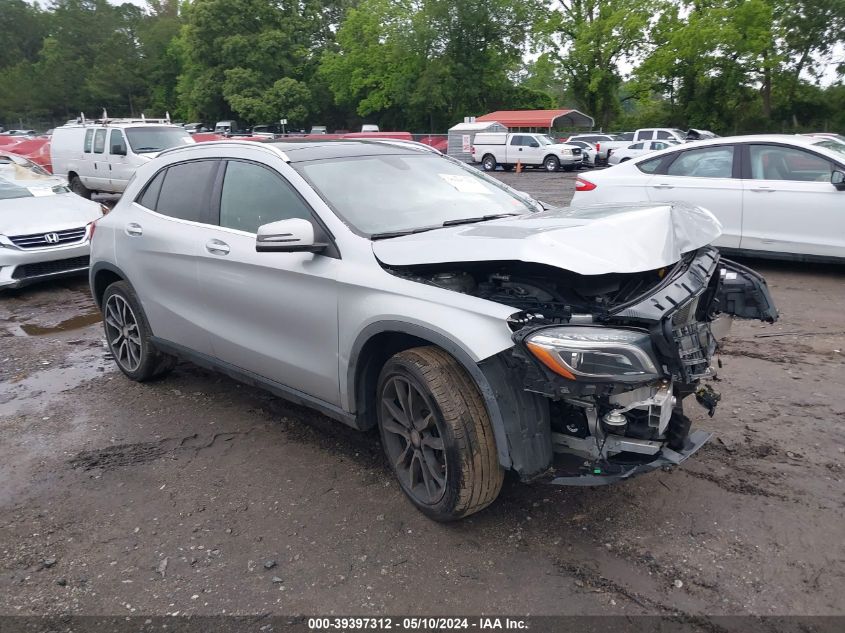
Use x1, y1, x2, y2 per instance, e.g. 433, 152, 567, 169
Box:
88, 139, 777, 520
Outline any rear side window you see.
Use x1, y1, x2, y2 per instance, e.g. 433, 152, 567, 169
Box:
93, 129, 106, 154
630, 143, 644, 150
84, 130, 93, 153
136, 170, 166, 209
510, 135, 526, 146
637, 156, 664, 174
219, 160, 311, 233
667, 146, 734, 178
155, 160, 218, 222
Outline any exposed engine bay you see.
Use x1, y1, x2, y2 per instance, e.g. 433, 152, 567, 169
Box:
384, 247, 778, 485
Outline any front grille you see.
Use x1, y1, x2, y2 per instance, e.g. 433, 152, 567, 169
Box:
571, 148, 582, 156
11, 256, 90, 280
9, 227, 87, 249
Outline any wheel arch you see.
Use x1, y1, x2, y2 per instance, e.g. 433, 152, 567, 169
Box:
90, 261, 129, 309
347, 321, 512, 469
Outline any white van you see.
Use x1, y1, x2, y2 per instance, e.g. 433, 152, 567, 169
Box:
51, 119, 194, 197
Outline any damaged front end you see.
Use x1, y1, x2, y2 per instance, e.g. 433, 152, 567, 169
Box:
389, 246, 777, 486
508, 247, 777, 484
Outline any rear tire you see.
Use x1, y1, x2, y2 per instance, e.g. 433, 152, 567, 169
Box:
376, 347, 504, 521
481, 155, 497, 171
102, 281, 175, 382
69, 175, 91, 199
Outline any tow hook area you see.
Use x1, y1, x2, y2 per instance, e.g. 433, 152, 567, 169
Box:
695, 383, 721, 417
543, 429, 713, 486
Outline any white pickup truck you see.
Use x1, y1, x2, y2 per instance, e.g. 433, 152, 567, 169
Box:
471, 133, 582, 172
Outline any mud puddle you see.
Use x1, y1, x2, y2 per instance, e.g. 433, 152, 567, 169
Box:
8, 311, 102, 337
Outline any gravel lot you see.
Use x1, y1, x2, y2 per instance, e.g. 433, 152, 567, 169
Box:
1, 171, 843, 621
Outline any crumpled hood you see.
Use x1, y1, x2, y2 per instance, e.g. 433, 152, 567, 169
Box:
0, 193, 103, 235
372, 202, 723, 276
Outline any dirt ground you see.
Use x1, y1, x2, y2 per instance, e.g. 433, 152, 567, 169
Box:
1, 171, 843, 622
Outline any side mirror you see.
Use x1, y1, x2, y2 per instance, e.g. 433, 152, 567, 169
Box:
256, 218, 327, 253
111, 145, 126, 156
832, 170, 845, 191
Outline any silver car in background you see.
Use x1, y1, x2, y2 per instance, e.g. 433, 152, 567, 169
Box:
0, 151, 106, 289
88, 140, 777, 521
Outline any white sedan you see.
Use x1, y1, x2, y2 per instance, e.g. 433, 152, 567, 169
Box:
0, 151, 107, 289
571, 134, 845, 261
608, 140, 679, 165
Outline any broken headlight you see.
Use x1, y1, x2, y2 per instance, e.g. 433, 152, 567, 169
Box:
525, 326, 661, 382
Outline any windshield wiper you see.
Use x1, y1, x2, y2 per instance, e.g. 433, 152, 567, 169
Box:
134, 147, 161, 152
441, 213, 519, 227
370, 226, 440, 240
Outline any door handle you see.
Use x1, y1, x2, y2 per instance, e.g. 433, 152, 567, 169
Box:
652, 183, 674, 190
750, 187, 775, 193
125, 223, 143, 236
205, 239, 230, 255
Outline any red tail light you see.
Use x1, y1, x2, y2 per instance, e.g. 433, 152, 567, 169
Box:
470, 145, 475, 154
575, 177, 597, 192
595, 142, 601, 152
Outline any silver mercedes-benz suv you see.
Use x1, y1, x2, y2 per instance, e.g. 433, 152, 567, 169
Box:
89, 140, 777, 521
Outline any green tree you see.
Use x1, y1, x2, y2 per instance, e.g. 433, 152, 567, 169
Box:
535, 0, 661, 129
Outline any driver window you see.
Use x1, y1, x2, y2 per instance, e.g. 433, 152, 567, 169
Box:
667, 146, 734, 178
109, 130, 126, 155
219, 160, 311, 233
749, 145, 833, 182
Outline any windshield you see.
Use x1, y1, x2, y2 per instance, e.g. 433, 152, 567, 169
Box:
125, 126, 192, 153
813, 139, 845, 159
294, 154, 536, 236
537, 135, 556, 146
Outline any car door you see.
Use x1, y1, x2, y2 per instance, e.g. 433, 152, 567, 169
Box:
509, 135, 536, 165
107, 129, 133, 191
646, 144, 742, 248
87, 128, 110, 190
116, 159, 220, 355
195, 157, 341, 406
739, 143, 845, 258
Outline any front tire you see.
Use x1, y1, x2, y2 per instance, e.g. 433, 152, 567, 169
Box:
102, 281, 175, 382
69, 175, 92, 199
377, 347, 504, 521
481, 155, 497, 171
544, 156, 559, 172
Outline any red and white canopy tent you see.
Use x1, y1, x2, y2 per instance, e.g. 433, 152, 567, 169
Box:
476, 109, 594, 132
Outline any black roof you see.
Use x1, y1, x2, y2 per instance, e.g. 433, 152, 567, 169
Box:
267, 139, 421, 162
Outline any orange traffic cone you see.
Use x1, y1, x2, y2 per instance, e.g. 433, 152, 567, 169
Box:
516, 160, 522, 174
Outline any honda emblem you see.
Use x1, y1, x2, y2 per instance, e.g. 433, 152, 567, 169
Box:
44, 232, 60, 244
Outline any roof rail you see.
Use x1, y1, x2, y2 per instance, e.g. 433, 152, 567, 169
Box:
156, 139, 291, 162
69, 111, 176, 127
